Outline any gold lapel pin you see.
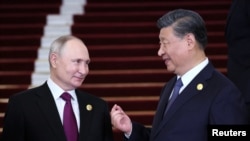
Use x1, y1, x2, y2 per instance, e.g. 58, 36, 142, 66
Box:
86, 104, 92, 111
197, 83, 203, 91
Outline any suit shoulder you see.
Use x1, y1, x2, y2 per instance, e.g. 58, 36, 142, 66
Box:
212, 69, 237, 87
9, 85, 44, 100
76, 89, 107, 103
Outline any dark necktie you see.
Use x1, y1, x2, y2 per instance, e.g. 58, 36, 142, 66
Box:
164, 78, 183, 116
61, 92, 78, 141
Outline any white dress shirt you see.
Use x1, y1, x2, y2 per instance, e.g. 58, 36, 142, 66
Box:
47, 78, 80, 131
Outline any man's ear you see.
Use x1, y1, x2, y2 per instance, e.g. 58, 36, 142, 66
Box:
50, 53, 58, 68
185, 33, 195, 49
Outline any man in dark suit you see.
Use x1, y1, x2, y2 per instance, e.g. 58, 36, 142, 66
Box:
110, 9, 248, 141
1, 35, 114, 141
225, 0, 250, 123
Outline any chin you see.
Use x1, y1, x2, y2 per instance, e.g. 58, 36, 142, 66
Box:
166, 67, 175, 73
72, 81, 83, 87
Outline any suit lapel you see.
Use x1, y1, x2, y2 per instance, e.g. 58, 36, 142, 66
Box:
151, 62, 214, 139
36, 83, 66, 141
150, 77, 176, 138
76, 90, 94, 140
151, 77, 176, 130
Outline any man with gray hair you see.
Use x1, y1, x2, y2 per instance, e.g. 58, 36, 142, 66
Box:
111, 9, 248, 141
1, 35, 114, 141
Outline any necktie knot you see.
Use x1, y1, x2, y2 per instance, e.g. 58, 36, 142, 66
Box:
61, 92, 72, 102
171, 78, 183, 99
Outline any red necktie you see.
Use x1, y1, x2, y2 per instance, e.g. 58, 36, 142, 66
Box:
61, 92, 78, 141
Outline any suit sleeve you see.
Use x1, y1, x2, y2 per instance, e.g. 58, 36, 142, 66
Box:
1, 96, 25, 141
209, 84, 248, 124
125, 122, 151, 141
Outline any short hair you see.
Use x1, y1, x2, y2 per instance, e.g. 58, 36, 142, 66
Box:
157, 9, 207, 50
48, 35, 82, 66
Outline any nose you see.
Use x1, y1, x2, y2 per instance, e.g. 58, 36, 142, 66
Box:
158, 46, 164, 56
79, 63, 89, 75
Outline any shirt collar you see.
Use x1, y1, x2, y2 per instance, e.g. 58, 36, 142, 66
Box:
180, 57, 208, 87
47, 77, 77, 101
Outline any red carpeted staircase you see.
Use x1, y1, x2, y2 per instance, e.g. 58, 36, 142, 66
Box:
0, 0, 231, 140
0, 0, 61, 135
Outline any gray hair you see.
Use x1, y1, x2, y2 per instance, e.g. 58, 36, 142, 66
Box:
48, 35, 82, 66
157, 9, 207, 50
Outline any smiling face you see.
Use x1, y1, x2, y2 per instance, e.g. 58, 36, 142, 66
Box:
50, 38, 90, 91
158, 26, 190, 75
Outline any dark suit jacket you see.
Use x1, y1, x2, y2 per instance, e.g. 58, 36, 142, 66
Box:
225, 0, 250, 67
1, 82, 114, 141
225, 0, 250, 102
127, 62, 248, 141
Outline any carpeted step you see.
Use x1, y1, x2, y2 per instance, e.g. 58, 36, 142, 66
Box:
0, 0, 61, 4
0, 4, 60, 14
0, 59, 34, 71
74, 10, 228, 24
0, 35, 41, 46
0, 46, 38, 59
86, 68, 226, 84
104, 96, 158, 111
0, 71, 32, 84
80, 82, 164, 97
0, 85, 29, 99
84, 1, 230, 13
205, 43, 227, 55
0, 99, 8, 113
87, 0, 229, 2
0, 24, 44, 36
0, 14, 48, 25
87, 43, 227, 57
72, 20, 226, 34
88, 55, 227, 70
4, 54, 226, 73
85, 69, 171, 83
72, 32, 225, 46
0, 32, 226, 47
